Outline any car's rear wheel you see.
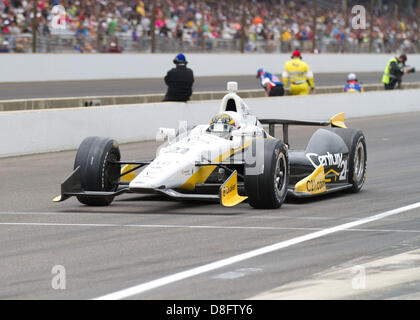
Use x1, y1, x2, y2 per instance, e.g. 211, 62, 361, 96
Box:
348, 131, 367, 193
325, 128, 367, 193
74, 137, 121, 206
244, 139, 289, 209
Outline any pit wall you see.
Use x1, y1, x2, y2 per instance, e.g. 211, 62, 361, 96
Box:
2, 54, 420, 83
1, 89, 419, 157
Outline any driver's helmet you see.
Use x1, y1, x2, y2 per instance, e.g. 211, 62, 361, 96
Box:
208, 113, 236, 139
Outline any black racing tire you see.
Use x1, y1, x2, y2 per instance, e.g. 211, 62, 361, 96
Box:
347, 131, 367, 193
74, 137, 121, 206
244, 139, 289, 209
326, 128, 367, 193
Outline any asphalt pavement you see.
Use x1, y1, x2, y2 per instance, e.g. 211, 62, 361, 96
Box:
1, 72, 420, 100
1, 112, 420, 299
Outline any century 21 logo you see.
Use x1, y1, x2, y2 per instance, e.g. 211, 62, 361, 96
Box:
51, 5, 67, 30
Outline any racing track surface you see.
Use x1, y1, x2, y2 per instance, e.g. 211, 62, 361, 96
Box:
1, 112, 420, 299
1, 72, 420, 100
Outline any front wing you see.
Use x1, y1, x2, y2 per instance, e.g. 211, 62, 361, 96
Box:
287, 164, 353, 198
53, 166, 247, 207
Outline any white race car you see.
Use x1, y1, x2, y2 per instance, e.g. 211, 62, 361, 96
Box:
54, 82, 367, 209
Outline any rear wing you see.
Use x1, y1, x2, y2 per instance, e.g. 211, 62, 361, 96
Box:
260, 112, 346, 145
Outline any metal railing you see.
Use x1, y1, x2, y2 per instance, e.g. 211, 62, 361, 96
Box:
1, 33, 419, 54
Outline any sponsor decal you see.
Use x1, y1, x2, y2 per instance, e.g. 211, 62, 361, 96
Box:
325, 169, 339, 182
172, 147, 189, 154
294, 165, 327, 194
222, 183, 236, 197
181, 169, 192, 176
306, 152, 346, 168
306, 152, 348, 181
240, 102, 248, 114
155, 161, 171, 166
137, 175, 153, 181
339, 165, 348, 181
219, 171, 248, 207
306, 178, 326, 193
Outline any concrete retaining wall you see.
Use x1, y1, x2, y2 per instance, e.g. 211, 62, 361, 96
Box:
2, 53, 420, 83
2, 82, 420, 112
1, 89, 419, 158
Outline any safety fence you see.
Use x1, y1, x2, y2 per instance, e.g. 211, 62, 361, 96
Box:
1, 33, 419, 54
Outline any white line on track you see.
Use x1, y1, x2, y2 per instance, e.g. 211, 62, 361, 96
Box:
1, 222, 420, 234
0, 212, 72, 216
0, 211, 406, 222
0, 211, 407, 224
0, 221, 323, 231
93, 201, 420, 300
1, 211, 346, 220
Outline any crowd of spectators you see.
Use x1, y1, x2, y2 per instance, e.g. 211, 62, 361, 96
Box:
0, 0, 419, 53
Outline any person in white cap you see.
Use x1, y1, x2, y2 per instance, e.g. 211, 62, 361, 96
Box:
344, 73, 363, 93
0, 41, 10, 53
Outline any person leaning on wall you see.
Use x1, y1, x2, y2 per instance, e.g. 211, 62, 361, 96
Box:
256, 68, 285, 97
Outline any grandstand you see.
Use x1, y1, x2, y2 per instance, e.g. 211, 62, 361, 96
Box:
0, 0, 419, 53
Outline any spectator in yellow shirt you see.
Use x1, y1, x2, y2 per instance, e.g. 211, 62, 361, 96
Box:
282, 30, 292, 42
137, 1, 145, 17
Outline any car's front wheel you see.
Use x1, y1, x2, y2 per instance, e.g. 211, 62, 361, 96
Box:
74, 137, 121, 206
244, 139, 289, 209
